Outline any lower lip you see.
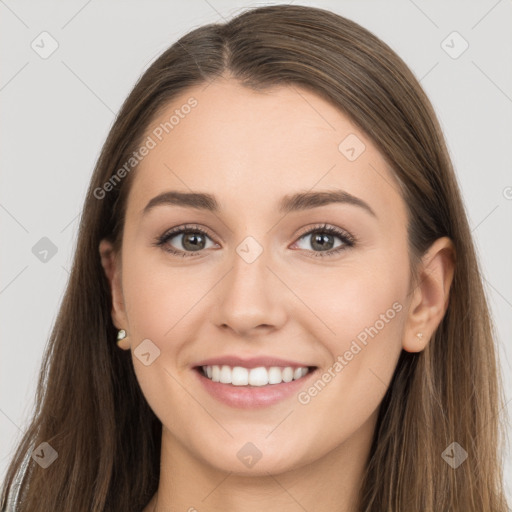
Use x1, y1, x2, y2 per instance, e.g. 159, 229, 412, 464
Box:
193, 367, 318, 409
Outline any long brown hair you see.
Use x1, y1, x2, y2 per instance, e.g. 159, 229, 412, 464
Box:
2, 5, 509, 511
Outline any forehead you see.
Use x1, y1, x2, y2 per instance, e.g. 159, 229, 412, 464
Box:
126, 79, 405, 223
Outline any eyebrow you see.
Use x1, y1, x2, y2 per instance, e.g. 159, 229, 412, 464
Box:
142, 189, 376, 218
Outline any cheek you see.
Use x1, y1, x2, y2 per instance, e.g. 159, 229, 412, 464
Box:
121, 248, 202, 340
120, 250, 205, 430
290, 245, 408, 354
289, 249, 407, 426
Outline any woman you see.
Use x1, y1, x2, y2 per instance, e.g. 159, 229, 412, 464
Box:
1, 4, 509, 511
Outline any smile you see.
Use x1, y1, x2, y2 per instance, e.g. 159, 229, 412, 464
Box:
193, 364, 319, 408
199, 364, 314, 386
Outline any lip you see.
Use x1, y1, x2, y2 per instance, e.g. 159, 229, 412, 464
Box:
192, 365, 319, 409
192, 355, 314, 369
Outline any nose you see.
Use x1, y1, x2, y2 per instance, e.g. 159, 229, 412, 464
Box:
212, 247, 288, 338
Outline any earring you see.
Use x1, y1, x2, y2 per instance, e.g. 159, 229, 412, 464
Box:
416, 332, 424, 341
117, 329, 127, 345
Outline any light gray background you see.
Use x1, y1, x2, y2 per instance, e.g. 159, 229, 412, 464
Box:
1, 0, 511, 501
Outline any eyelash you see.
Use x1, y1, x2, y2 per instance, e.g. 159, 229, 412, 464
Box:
154, 223, 356, 259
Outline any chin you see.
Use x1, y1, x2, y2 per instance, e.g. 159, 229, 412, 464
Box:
195, 438, 309, 476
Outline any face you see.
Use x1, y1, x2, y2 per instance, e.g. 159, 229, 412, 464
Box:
104, 78, 415, 475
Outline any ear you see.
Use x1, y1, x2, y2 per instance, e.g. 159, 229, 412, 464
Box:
403, 236, 456, 353
99, 239, 130, 350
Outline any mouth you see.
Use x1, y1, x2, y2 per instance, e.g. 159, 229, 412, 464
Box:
193, 363, 319, 408
194, 364, 318, 387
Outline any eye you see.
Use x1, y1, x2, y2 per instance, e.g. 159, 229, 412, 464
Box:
154, 224, 218, 257
154, 223, 355, 258
291, 223, 355, 258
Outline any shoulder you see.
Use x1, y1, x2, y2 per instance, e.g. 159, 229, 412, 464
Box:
1, 448, 31, 512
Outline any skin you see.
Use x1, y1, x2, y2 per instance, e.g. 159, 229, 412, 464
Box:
99, 78, 455, 512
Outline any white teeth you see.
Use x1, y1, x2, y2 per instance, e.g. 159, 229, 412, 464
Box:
268, 367, 282, 384
282, 367, 293, 383
248, 367, 268, 386
219, 365, 231, 384
231, 366, 249, 386
201, 365, 312, 386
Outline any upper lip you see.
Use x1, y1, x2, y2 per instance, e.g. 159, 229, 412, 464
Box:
193, 355, 316, 369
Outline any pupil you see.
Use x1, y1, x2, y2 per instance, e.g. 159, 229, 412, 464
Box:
183, 233, 204, 251
312, 233, 333, 250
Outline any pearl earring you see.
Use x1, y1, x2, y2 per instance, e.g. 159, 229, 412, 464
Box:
416, 332, 423, 341
117, 329, 127, 345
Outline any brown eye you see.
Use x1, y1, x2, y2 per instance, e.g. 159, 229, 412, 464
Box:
155, 225, 217, 257
293, 224, 355, 258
